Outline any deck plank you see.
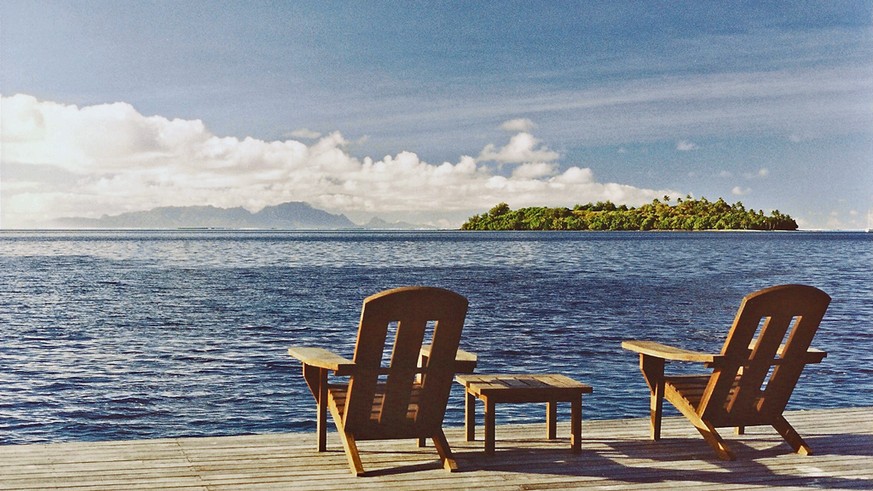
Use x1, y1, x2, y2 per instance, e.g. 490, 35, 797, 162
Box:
1, 407, 871, 490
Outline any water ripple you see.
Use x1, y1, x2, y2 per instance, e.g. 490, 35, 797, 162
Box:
1, 230, 870, 444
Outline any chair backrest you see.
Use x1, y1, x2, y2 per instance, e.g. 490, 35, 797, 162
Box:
701, 284, 830, 425
342, 286, 468, 435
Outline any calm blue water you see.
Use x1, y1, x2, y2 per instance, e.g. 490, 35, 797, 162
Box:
1, 230, 871, 445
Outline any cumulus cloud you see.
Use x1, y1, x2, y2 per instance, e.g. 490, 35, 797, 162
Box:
500, 118, 536, 132
511, 162, 558, 179
477, 132, 559, 164
0, 94, 677, 227
732, 186, 752, 196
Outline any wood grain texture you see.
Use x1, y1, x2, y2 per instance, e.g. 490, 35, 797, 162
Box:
1, 407, 870, 490
288, 286, 469, 475
622, 284, 831, 460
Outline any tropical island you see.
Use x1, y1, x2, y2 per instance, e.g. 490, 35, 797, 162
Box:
461, 197, 798, 231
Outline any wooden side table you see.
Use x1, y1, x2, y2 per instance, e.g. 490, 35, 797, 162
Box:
455, 373, 593, 454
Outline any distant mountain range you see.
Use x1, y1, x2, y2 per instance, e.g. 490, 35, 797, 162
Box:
361, 216, 427, 230
54, 202, 431, 230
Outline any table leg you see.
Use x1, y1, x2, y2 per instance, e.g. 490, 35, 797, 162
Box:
546, 401, 557, 440
465, 391, 476, 441
571, 397, 582, 453
484, 396, 495, 455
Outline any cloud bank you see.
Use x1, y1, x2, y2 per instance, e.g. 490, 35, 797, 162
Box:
1, 94, 677, 228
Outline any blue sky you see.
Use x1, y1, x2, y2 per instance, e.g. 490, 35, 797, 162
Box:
2, 1, 871, 228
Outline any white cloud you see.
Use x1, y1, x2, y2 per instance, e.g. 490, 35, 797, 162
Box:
554, 167, 594, 185
742, 167, 770, 179
511, 162, 558, 179
0, 94, 677, 228
500, 118, 536, 132
288, 128, 322, 139
732, 186, 752, 196
676, 140, 697, 151
477, 132, 560, 164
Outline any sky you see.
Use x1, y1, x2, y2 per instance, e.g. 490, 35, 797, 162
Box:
1, 1, 871, 229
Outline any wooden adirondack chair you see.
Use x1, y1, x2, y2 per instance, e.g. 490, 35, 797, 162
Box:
288, 286, 469, 476
622, 284, 830, 460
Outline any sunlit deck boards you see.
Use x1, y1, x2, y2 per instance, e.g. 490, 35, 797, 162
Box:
2, 407, 871, 490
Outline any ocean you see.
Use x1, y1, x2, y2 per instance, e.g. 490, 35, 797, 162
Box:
1, 230, 870, 445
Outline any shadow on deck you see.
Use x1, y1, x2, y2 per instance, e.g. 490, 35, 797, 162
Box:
1, 407, 871, 490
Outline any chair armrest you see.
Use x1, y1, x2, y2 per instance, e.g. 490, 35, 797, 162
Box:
622, 340, 722, 364
775, 346, 827, 364
288, 346, 355, 375
420, 345, 478, 373
801, 347, 827, 364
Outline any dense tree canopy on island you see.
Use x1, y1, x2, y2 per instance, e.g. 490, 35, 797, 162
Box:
461, 197, 798, 231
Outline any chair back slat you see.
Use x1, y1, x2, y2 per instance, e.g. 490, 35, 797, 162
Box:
701, 285, 830, 424
342, 287, 468, 434
727, 313, 793, 417
343, 300, 390, 430
758, 299, 828, 417
414, 309, 467, 429
379, 318, 428, 426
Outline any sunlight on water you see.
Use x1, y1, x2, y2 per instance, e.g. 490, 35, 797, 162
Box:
1, 230, 871, 444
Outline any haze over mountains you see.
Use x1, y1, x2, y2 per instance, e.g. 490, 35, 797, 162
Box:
54, 202, 428, 230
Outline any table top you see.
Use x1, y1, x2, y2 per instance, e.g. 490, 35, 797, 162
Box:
455, 373, 593, 399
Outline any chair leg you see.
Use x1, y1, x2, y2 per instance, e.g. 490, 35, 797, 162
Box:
650, 389, 664, 441
639, 355, 665, 440
302, 364, 329, 452
689, 416, 735, 461
665, 391, 735, 461
337, 429, 366, 476
328, 401, 366, 476
431, 429, 458, 472
773, 415, 813, 456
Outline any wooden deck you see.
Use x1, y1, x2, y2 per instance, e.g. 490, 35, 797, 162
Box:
2, 407, 871, 490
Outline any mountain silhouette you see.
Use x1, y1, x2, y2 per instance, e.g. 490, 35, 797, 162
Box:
55, 202, 357, 229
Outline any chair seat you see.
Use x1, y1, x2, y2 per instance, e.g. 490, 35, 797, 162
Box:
665, 374, 741, 410
329, 383, 423, 420
328, 383, 429, 439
